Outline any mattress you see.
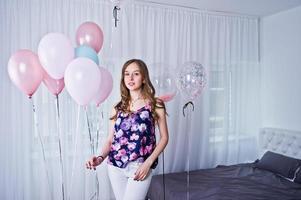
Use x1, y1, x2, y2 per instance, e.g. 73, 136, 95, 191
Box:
147, 163, 301, 200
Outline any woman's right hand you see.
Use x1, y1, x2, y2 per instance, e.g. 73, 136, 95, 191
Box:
86, 156, 104, 170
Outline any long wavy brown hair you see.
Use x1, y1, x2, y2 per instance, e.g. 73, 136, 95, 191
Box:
110, 59, 166, 122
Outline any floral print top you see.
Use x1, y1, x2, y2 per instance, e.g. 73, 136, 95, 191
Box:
108, 104, 158, 169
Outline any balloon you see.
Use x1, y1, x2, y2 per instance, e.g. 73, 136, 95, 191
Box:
43, 71, 65, 96
176, 61, 206, 101
75, 45, 99, 65
64, 58, 101, 106
151, 63, 177, 102
158, 93, 176, 102
38, 32, 74, 79
7, 49, 44, 97
76, 22, 104, 53
93, 67, 113, 106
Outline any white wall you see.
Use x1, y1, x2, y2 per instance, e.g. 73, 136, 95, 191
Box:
261, 6, 301, 131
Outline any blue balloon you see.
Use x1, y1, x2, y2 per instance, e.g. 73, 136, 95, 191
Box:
75, 45, 99, 65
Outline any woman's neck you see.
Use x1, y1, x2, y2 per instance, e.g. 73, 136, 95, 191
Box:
129, 90, 144, 110
130, 90, 142, 101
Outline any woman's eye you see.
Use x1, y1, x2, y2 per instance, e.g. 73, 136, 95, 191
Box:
134, 72, 140, 76
124, 73, 130, 76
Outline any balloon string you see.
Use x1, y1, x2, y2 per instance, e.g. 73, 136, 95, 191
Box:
110, 16, 114, 51
69, 105, 81, 200
30, 97, 53, 200
163, 150, 166, 200
95, 106, 101, 153
85, 109, 94, 155
182, 101, 194, 117
113, 6, 120, 27
96, 107, 104, 152
55, 95, 65, 200
96, 109, 102, 200
86, 109, 100, 200
183, 102, 193, 200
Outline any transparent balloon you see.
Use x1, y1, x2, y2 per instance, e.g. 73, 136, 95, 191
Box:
150, 64, 177, 102
176, 61, 206, 101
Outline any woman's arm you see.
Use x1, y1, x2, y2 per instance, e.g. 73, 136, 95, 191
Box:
134, 106, 169, 180
145, 106, 169, 167
86, 108, 116, 170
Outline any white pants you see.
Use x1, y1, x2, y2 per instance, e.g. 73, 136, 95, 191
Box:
108, 162, 153, 200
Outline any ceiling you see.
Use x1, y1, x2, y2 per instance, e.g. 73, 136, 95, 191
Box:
136, 0, 301, 17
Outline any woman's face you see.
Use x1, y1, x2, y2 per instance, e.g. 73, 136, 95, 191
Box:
124, 62, 144, 91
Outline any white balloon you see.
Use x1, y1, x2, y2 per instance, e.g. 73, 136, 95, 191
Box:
65, 58, 101, 106
38, 33, 74, 79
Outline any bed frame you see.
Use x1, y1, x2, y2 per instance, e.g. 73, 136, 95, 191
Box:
259, 127, 301, 159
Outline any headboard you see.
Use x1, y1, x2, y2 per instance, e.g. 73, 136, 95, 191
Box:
259, 128, 301, 159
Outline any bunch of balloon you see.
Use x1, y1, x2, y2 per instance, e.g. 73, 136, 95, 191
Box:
7, 49, 54, 199
67, 21, 113, 200
7, 20, 112, 200
176, 61, 207, 200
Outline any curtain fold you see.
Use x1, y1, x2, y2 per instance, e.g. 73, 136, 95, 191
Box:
0, 0, 260, 199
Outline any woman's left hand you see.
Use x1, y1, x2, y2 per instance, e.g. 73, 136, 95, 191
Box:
133, 161, 151, 181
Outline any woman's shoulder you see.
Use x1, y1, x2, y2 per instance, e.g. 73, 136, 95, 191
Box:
144, 97, 164, 105
154, 97, 165, 109
155, 97, 164, 104
111, 102, 122, 116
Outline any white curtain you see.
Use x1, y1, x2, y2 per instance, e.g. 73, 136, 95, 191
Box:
0, 0, 260, 199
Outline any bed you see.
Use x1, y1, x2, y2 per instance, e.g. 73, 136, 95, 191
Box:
147, 128, 301, 200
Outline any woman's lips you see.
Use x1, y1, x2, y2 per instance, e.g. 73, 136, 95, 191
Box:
128, 82, 135, 86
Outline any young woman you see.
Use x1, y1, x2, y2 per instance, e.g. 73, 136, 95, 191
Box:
86, 59, 169, 200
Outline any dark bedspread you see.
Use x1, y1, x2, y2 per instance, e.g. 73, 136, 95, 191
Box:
147, 163, 301, 200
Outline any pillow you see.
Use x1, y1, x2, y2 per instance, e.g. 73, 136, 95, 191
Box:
254, 151, 301, 179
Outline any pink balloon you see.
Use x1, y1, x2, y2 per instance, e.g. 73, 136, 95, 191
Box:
7, 49, 44, 97
43, 71, 65, 96
158, 92, 176, 102
93, 67, 113, 106
65, 58, 101, 106
38, 32, 74, 79
76, 22, 104, 53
